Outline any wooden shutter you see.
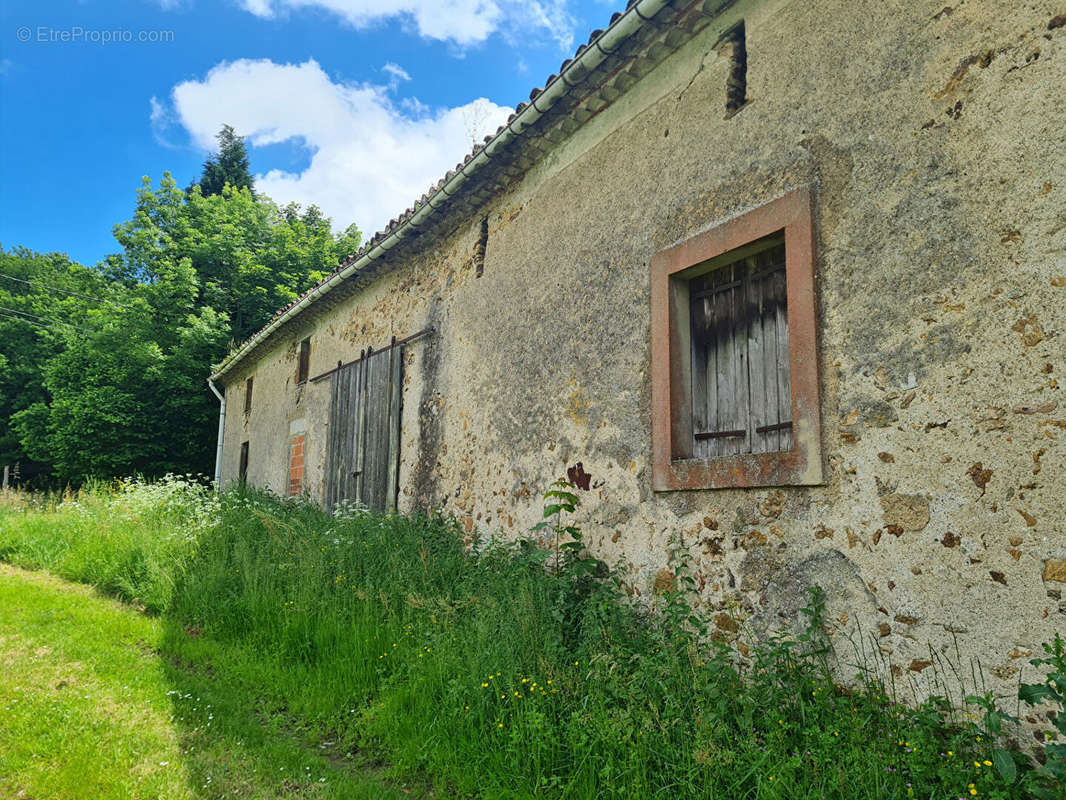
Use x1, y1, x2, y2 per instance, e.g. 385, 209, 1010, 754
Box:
324, 344, 404, 512
689, 241, 792, 457
238, 441, 249, 481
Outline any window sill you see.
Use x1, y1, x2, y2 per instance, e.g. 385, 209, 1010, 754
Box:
656, 443, 823, 492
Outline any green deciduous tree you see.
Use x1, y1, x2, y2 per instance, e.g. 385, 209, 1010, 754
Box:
111, 173, 360, 342
4, 161, 361, 485
0, 248, 119, 483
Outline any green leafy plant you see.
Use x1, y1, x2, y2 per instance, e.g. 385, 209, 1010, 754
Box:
1019, 633, 1066, 797
532, 476, 584, 574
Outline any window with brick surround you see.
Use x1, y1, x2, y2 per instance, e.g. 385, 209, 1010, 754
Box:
288, 432, 306, 496
650, 188, 823, 490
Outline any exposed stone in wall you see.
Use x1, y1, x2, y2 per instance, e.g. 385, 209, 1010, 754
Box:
879, 494, 931, 532
1045, 559, 1066, 583
749, 550, 877, 644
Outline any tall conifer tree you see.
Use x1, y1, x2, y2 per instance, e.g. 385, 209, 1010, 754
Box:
198, 125, 254, 197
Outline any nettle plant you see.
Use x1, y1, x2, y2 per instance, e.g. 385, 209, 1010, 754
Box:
1018, 633, 1066, 798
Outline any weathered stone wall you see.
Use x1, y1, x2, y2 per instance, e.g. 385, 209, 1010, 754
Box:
221, 0, 1066, 723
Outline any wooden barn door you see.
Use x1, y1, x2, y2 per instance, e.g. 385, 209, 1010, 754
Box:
324, 344, 403, 513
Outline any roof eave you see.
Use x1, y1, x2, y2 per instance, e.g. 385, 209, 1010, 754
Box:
210, 0, 735, 382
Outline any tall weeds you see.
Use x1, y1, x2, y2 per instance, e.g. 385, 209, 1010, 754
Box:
1, 480, 1061, 799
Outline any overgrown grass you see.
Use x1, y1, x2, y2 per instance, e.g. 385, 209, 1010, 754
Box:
1, 481, 1062, 799
0, 477, 217, 611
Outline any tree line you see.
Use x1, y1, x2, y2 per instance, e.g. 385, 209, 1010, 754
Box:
1, 126, 361, 486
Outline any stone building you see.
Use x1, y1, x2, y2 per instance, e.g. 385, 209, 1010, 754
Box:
209, 0, 1066, 705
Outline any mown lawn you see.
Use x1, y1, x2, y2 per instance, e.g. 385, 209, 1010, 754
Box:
0, 563, 428, 800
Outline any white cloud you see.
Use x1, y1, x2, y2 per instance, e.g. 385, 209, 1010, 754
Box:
381, 62, 411, 90
237, 0, 575, 48
149, 95, 181, 148
165, 58, 513, 237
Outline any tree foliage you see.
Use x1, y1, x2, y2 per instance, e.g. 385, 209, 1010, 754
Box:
197, 124, 254, 198
1, 127, 361, 484
110, 173, 360, 343
0, 249, 117, 482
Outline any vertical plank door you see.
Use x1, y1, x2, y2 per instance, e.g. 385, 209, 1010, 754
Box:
324, 345, 404, 513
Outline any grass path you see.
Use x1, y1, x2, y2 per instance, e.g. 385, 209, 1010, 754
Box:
0, 564, 429, 800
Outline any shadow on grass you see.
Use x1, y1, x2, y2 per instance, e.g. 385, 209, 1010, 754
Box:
155, 604, 437, 799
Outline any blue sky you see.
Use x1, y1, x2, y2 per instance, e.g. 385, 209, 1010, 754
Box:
1, 0, 625, 266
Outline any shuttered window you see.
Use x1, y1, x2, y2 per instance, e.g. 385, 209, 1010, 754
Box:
688, 237, 792, 458
238, 441, 249, 482
651, 188, 822, 491
244, 377, 253, 415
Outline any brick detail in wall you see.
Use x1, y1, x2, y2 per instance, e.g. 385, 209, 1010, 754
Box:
288, 434, 306, 497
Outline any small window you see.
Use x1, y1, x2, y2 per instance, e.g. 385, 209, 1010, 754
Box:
650, 188, 823, 490
238, 441, 249, 482
722, 21, 748, 116
296, 338, 311, 384
244, 377, 254, 415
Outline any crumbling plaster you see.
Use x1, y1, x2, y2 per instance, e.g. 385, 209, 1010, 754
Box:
220, 0, 1066, 717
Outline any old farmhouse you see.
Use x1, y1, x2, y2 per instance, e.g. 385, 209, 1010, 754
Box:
209, 0, 1066, 703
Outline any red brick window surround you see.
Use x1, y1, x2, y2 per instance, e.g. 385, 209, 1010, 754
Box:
650, 188, 823, 491
288, 433, 306, 497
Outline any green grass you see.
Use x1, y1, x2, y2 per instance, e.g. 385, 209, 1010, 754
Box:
1, 480, 1062, 800
0, 563, 428, 800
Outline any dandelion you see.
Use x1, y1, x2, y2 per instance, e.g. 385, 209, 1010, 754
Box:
982, 760, 991, 767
